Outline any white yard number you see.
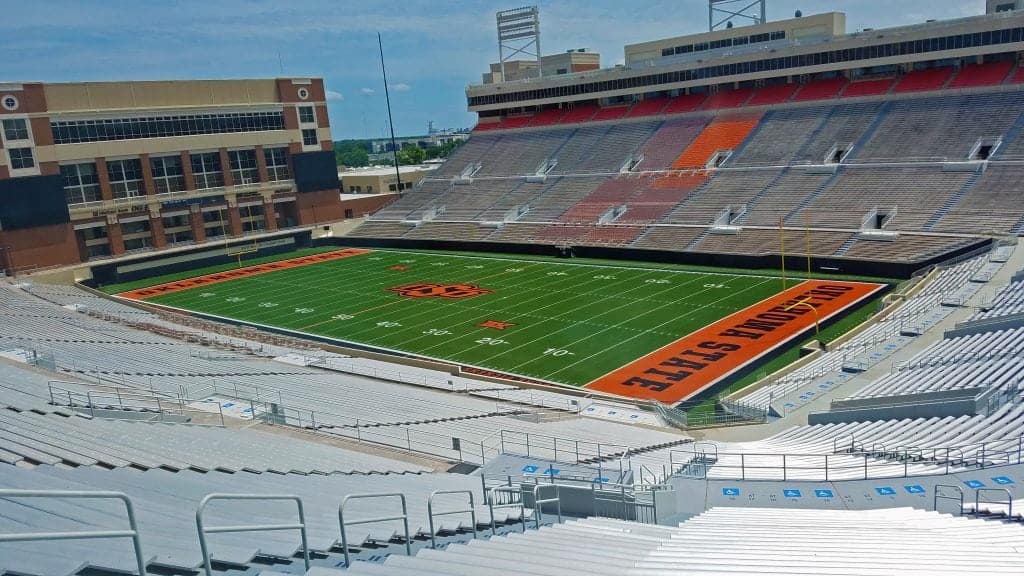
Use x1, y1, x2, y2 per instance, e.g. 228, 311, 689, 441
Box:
294, 308, 314, 314
505, 268, 524, 273
199, 292, 216, 298
332, 313, 354, 320
377, 321, 402, 328
645, 279, 670, 284
593, 275, 616, 280
465, 265, 484, 269
226, 297, 245, 303
399, 259, 416, 264
704, 283, 726, 289
258, 302, 278, 308
475, 337, 506, 346
423, 328, 452, 336
432, 262, 448, 267
544, 348, 575, 357
547, 272, 568, 276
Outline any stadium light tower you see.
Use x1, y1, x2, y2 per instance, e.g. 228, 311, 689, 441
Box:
496, 6, 542, 82
709, 0, 766, 31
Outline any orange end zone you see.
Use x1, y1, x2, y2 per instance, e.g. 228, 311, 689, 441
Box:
117, 248, 372, 300
584, 280, 886, 405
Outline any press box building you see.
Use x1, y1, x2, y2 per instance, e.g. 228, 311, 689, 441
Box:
0, 78, 351, 272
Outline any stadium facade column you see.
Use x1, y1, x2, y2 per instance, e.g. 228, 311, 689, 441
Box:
149, 211, 166, 249
180, 151, 196, 190
254, 145, 270, 183
95, 158, 113, 201
139, 153, 156, 197
219, 148, 234, 188
226, 204, 244, 236
106, 217, 125, 256
262, 199, 279, 231
189, 206, 206, 243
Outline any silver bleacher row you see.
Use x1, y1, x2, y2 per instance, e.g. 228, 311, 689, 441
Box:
736, 253, 993, 409
1, 284, 686, 465
340, 508, 1024, 576
0, 464, 512, 576
974, 279, 1024, 321
0, 408, 425, 475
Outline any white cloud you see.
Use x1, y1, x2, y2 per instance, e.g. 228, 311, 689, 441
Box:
325, 89, 344, 101
390, 82, 412, 92
359, 87, 376, 96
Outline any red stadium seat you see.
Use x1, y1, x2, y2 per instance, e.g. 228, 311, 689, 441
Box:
558, 104, 600, 124
949, 61, 1015, 88
792, 77, 848, 102
702, 87, 755, 110
529, 108, 566, 127
747, 84, 798, 106
591, 105, 630, 122
842, 78, 894, 97
662, 93, 708, 115
893, 67, 954, 93
626, 97, 669, 118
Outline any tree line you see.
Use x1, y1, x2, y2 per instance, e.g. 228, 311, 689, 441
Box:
334, 139, 463, 168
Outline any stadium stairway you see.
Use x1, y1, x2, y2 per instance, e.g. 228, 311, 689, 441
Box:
925, 170, 983, 231
843, 100, 894, 161
782, 166, 846, 223
832, 235, 859, 257
996, 110, 1024, 159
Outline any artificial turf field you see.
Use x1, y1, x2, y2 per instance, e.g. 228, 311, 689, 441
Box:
116, 248, 880, 400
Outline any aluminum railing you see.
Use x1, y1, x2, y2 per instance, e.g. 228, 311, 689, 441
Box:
196, 494, 309, 576
531, 484, 562, 529
0, 490, 147, 576
486, 486, 527, 535
427, 490, 478, 549
338, 493, 411, 567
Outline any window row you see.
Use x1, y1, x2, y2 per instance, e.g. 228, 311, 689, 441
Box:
50, 111, 285, 144
2, 118, 29, 141
472, 26, 1024, 106
61, 148, 291, 205
660, 30, 786, 57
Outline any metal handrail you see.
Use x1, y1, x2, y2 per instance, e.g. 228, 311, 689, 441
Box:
0, 490, 147, 576
975, 488, 1014, 519
338, 493, 411, 567
427, 490, 478, 549
934, 484, 964, 516
531, 484, 562, 529
487, 486, 527, 536
195, 494, 309, 576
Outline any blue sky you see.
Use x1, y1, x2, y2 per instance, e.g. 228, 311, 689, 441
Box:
3, 0, 984, 139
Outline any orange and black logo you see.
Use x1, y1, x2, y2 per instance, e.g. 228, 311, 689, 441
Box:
388, 283, 493, 299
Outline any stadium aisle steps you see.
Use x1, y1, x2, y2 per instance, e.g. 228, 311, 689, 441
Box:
783, 166, 845, 223
924, 171, 982, 231
668, 116, 763, 169
950, 61, 1016, 88
792, 77, 848, 102
841, 77, 895, 98
833, 235, 859, 256
1010, 65, 1024, 84
747, 83, 798, 106
996, 110, 1024, 158
843, 100, 893, 161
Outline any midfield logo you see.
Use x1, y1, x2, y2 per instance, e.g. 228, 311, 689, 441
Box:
479, 320, 515, 330
388, 283, 493, 299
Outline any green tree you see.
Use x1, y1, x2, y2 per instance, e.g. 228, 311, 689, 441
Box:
396, 146, 426, 165
333, 140, 371, 167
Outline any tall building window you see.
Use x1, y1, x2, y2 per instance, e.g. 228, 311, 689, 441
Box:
302, 129, 318, 146
61, 163, 101, 205
107, 158, 145, 198
51, 111, 286, 144
190, 152, 224, 189
150, 155, 185, 194
264, 147, 290, 181
2, 118, 29, 141
8, 148, 35, 170
228, 149, 260, 185
298, 106, 316, 124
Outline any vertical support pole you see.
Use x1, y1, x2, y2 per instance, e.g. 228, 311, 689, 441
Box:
779, 216, 787, 291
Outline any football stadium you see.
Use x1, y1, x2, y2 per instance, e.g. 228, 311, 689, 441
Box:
3, 1, 1024, 574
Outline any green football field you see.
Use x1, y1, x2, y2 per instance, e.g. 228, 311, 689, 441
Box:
132, 249, 790, 387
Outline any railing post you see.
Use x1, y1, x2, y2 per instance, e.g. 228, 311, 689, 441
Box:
782, 454, 787, 482
980, 443, 987, 468
406, 428, 412, 451
824, 454, 829, 481
740, 454, 745, 481
575, 440, 580, 464
526, 433, 531, 457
